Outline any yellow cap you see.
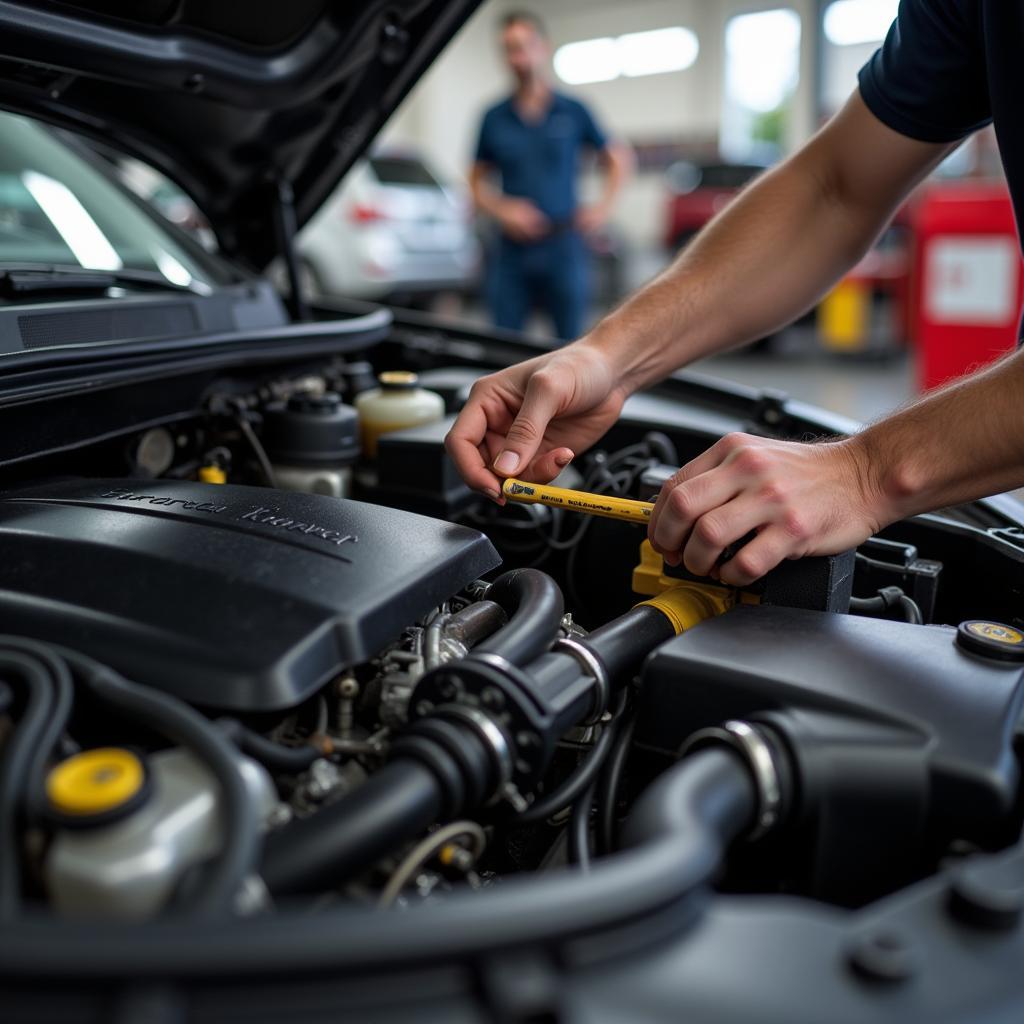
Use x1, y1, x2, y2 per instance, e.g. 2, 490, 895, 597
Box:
378, 370, 418, 390
199, 465, 227, 484
46, 747, 146, 818
637, 583, 734, 635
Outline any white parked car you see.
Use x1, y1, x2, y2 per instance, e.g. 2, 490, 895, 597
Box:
298, 151, 479, 302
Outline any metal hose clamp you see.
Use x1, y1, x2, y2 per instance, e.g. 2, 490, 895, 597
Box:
435, 703, 514, 796
679, 720, 782, 840
468, 650, 519, 678
552, 636, 610, 725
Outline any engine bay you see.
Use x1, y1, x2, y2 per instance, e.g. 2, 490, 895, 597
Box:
2, 334, 1024, 1021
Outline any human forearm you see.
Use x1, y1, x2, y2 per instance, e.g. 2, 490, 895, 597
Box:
595, 141, 633, 211
855, 348, 1024, 525
583, 93, 951, 394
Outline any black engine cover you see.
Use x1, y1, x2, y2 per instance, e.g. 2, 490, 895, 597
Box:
0, 479, 499, 710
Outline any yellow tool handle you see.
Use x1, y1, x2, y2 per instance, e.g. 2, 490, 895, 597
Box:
502, 478, 654, 526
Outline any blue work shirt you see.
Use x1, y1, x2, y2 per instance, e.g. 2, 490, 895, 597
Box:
474, 92, 608, 224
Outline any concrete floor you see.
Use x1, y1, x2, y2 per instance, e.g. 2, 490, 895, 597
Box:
699, 346, 916, 425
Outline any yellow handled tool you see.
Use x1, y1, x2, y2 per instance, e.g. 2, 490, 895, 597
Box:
501, 478, 654, 526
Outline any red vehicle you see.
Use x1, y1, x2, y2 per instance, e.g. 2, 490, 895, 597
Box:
664, 161, 764, 251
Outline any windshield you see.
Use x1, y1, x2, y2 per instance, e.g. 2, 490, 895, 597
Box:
0, 112, 226, 289
369, 156, 441, 188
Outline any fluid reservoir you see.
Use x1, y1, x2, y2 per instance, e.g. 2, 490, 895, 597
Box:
44, 745, 277, 918
354, 371, 445, 458
262, 391, 361, 497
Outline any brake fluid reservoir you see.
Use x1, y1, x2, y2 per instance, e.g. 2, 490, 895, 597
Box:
262, 391, 360, 497
44, 745, 276, 918
354, 371, 444, 457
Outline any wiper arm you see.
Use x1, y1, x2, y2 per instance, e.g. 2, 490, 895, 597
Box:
0, 264, 211, 298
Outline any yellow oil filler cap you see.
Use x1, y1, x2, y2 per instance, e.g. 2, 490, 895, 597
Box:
46, 747, 148, 821
957, 620, 1024, 663
199, 464, 227, 484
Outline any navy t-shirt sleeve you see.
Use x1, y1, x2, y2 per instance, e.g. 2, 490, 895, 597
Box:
574, 100, 609, 151
475, 108, 498, 164
858, 0, 991, 143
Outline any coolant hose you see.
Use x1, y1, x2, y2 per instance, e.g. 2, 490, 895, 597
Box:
261, 760, 443, 896
0, 749, 759, 978
261, 716, 496, 897
475, 568, 564, 665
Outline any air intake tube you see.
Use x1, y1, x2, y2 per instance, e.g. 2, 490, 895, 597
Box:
261, 577, 720, 897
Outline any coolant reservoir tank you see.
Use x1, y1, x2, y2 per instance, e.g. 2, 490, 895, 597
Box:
354, 370, 444, 457
44, 746, 277, 918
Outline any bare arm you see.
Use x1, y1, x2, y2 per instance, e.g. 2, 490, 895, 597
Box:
590, 92, 953, 390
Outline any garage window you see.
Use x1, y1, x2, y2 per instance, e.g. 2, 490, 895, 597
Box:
721, 8, 801, 163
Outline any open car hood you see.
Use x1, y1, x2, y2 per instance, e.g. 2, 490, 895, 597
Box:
0, 0, 481, 267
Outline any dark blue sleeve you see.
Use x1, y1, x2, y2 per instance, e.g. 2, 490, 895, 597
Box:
858, 0, 991, 143
573, 100, 608, 151
475, 109, 498, 164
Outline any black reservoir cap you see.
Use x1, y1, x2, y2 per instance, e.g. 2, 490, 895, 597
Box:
262, 391, 360, 466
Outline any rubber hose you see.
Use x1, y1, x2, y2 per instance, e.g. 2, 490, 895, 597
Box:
583, 605, 677, 682
0, 749, 757, 978
218, 719, 321, 773
595, 708, 637, 855
261, 760, 443, 896
0, 651, 54, 920
567, 780, 596, 870
445, 600, 507, 648
475, 569, 564, 665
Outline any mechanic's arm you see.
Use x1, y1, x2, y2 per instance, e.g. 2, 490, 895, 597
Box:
576, 140, 634, 234
587, 92, 951, 389
469, 161, 548, 242
448, 92, 952, 497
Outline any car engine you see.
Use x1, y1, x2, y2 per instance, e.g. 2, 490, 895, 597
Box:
2, 351, 1024, 1023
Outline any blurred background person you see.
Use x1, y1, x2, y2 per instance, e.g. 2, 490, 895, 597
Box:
470, 10, 632, 340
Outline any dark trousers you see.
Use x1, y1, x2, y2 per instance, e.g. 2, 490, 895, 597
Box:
487, 230, 590, 342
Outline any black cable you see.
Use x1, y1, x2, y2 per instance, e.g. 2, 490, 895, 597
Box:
217, 719, 321, 773
0, 651, 55, 920
516, 690, 629, 825
899, 594, 924, 624
236, 413, 278, 488
850, 586, 923, 624
567, 780, 596, 871
595, 707, 637, 855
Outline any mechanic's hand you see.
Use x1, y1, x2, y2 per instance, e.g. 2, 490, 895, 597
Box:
574, 202, 610, 236
498, 197, 550, 242
648, 432, 882, 587
445, 341, 628, 500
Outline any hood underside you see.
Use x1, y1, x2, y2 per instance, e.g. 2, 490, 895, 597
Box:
0, 0, 481, 267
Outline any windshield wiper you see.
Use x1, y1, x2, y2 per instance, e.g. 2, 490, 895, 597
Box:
0, 264, 211, 298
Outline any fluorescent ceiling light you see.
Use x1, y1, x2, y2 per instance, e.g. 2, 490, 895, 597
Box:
618, 27, 699, 78
725, 8, 801, 113
554, 38, 620, 86
21, 169, 122, 271
824, 0, 899, 46
554, 27, 699, 86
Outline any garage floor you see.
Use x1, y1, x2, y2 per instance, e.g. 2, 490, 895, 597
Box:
700, 347, 915, 424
